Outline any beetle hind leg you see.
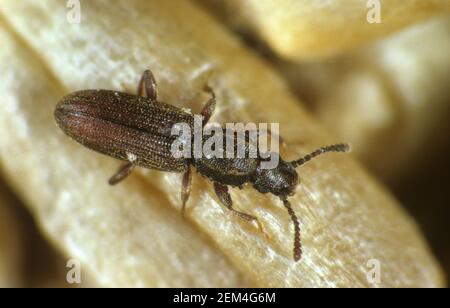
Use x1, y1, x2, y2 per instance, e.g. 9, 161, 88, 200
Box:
108, 161, 135, 185
181, 167, 192, 216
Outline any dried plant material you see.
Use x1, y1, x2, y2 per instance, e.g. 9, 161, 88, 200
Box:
200, 0, 450, 59
0, 0, 445, 287
26, 233, 95, 288
0, 182, 25, 287
0, 19, 248, 288
278, 16, 450, 180
1, 177, 85, 288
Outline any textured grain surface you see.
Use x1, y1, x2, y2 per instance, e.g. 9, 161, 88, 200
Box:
0, 0, 444, 287
201, 0, 450, 59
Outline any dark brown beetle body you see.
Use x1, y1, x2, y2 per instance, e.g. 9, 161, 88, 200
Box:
55, 69, 349, 261
55, 89, 193, 172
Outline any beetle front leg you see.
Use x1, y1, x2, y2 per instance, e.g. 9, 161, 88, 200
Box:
201, 85, 216, 127
264, 128, 287, 148
108, 161, 135, 185
137, 69, 158, 101
213, 182, 257, 222
181, 167, 192, 216
247, 128, 287, 152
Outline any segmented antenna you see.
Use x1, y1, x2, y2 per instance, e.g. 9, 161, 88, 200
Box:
282, 198, 301, 261
290, 143, 350, 168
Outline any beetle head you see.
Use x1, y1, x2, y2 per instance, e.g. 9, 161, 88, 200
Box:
253, 154, 298, 197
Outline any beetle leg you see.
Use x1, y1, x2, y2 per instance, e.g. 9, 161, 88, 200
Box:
181, 167, 192, 216
137, 69, 158, 101
247, 129, 286, 149
213, 182, 257, 222
201, 85, 216, 127
108, 161, 135, 185
265, 128, 286, 148
243, 129, 286, 160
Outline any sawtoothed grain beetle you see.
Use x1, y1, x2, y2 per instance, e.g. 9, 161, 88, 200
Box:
54, 69, 350, 261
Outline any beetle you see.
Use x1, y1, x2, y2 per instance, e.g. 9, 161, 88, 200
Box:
54, 69, 349, 261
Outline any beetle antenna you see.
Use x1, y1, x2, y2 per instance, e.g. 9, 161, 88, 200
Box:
290, 143, 350, 168
281, 197, 301, 261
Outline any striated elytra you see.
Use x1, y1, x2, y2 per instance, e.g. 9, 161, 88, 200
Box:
54, 69, 350, 261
